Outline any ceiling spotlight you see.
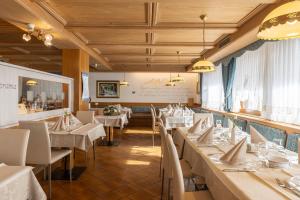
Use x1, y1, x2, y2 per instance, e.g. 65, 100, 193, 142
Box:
44, 40, 52, 46
27, 23, 35, 32
44, 33, 53, 41
22, 33, 31, 42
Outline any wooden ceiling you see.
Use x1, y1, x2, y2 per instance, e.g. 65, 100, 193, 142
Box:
0, 19, 62, 73
0, 0, 278, 72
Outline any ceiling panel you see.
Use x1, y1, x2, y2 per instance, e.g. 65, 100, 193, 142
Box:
78, 29, 147, 44
47, 0, 147, 25
157, 0, 275, 23
155, 29, 234, 43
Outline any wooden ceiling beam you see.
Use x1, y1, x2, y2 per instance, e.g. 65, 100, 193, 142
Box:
66, 24, 238, 32
14, 0, 112, 70
103, 53, 200, 56
89, 43, 215, 48
112, 61, 191, 65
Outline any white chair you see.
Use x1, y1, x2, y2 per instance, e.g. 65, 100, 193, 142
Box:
0, 129, 30, 166
76, 110, 95, 124
151, 107, 159, 147
19, 121, 72, 199
160, 124, 199, 200
193, 113, 214, 127
165, 134, 213, 200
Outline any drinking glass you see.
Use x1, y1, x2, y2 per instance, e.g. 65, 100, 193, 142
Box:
272, 138, 285, 154
258, 142, 269, 167
216, 120, 222, 129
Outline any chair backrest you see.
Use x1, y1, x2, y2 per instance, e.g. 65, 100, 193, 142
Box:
76, 111, 95, 124
19, 121, 51, 165
165, 134, 185, 200
159, 123, 172, 177
0, 129, 30, 166
193, 113, 214, 126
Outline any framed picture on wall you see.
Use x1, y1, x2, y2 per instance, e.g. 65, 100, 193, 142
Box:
96, 80, 120, 98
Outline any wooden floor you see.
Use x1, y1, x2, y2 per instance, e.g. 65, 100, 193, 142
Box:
40, 127, 162, 200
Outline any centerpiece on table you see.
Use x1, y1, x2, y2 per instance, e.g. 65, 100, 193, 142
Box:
103, 105, 120, 116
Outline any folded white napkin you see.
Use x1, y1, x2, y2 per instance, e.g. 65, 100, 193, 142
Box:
188, 119, 203, 134
197, 126, 214, 144
250, 126, 267, 144
220, 137, 247, 165
70, 114, 82, 126
167, 104, 173, 110
50, 116, 66, 131
172, 109, 182, 117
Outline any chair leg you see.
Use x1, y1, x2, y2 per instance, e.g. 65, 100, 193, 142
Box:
160, 169, 165, 200
152, 130, 155, 148
93, 141, 96, 160
43, 167, 47, 180
48, 164, 52, 199
159, 152, 162, 177
69, 155, 72, 182
167, 178, 171, 200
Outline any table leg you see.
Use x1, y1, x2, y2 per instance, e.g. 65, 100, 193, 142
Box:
93, 141, 96, 160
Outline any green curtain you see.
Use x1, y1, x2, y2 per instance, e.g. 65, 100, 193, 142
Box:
222, 58, 236, 111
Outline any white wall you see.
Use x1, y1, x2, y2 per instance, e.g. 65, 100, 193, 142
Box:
0, 61, 74, 128
90, 72, 199, 103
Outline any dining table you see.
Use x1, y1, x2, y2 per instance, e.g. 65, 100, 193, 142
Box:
174, 127, 300, 200
48, 122, 106, 179
0, 163, 46, 200
160, 108, 194, 130
95, 113, 128, 146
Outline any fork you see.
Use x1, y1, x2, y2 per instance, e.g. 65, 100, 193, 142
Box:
275, 178, 300, 197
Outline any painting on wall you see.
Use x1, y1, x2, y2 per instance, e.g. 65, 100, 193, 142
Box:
96, 81, 120, 98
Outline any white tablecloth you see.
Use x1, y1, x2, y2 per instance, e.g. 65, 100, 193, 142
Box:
95, 114, 128, 129
121, 107, 132, 119
162, 113, 193, 130
0, 164, 46, 200
175, 127, 299, 200
50, 123, 106, 151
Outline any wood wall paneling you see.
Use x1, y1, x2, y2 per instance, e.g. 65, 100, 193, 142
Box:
62, 49, 89, 111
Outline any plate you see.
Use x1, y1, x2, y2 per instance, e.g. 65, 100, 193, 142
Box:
268, 155, 289, 168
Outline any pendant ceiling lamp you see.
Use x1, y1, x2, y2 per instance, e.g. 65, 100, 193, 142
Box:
26, 79, 37, 86
120, 72, 129, 86
171, 51, 185, 82
191, 15, 215, 73
166, 73, 175, 86
258, 0, 300, 40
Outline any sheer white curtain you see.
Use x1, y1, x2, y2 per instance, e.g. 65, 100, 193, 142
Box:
201, 64, 224, 110
232, 45, 265, 112
262, 39, 300, 124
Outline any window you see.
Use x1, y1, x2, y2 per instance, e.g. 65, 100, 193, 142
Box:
202, 65, 224, 111
262, 39, 300, 125
232, 44, 265, 113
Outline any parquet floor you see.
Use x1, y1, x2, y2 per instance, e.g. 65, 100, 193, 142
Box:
40, 127, 162, 200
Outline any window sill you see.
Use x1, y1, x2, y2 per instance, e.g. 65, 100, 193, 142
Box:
201, 107, 300, 134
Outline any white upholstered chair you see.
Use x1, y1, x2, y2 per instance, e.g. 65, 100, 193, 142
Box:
151, 107, 159, 147
19, 121, 72, 199
0, 129, 30, 166
165, 134, 213, 200
160, 124, 199, 200
76, 110, 95, 124
193, 113, 214, 127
